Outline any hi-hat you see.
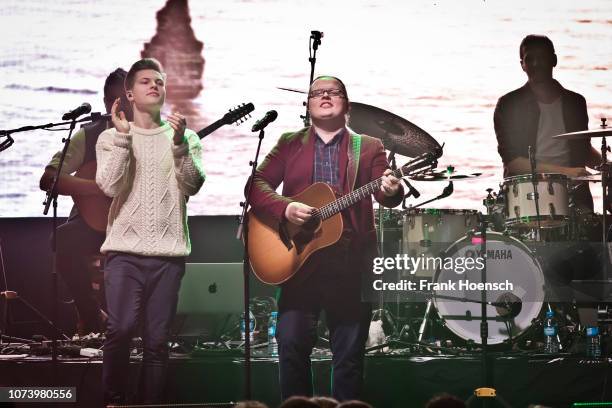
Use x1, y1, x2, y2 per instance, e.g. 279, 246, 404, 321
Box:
347, 102, 441, 157
409, 171, 489, 181
553, 128, 612, 140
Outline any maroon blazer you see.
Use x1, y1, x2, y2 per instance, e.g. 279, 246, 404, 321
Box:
249, 126, 404, 283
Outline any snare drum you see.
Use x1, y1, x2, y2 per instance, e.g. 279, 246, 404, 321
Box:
503, 173, 569, 228
433, 231, 545, 345
402, 209, 479, 277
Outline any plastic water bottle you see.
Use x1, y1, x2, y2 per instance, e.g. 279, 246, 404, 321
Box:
268, 311, 278, 357
543, 310, 559, 353
586, 326, 601, 358
240, 311, 255, 342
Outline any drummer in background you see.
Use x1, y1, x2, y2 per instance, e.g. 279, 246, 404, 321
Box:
494, 34, 601, 211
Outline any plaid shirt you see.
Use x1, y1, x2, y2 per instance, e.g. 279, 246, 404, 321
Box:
313, 128, 346, 193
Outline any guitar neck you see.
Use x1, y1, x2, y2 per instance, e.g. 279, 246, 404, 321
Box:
197, 102, 254, 139
314, 154, 435, 221
197, 118, 226, 139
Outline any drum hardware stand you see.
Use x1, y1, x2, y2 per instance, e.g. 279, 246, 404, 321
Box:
412, 215, 512, 405
484, 187, 507, 233
236, 121, 267, 400
301, 30, 323, 127
409, 170, 453, 343
598, 118, 611, 275
571, 118, 612, 333
464, 213, 512, 408
528, 146, 544, 241
524, 147, 569, 348
370, 149, 402, 348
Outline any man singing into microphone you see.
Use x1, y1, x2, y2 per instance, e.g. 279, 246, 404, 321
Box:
249, 76, 403, 402
96, 58, 205, 404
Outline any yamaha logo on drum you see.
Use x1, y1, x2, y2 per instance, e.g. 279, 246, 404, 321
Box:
465, 248, 513, 260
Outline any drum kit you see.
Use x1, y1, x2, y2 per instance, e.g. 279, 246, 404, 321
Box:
348, 103, 612, 351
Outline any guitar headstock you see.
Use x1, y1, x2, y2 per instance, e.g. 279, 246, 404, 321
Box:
224, 102, 255, 126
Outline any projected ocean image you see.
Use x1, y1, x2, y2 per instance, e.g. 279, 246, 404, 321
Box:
0, 0, 611, 217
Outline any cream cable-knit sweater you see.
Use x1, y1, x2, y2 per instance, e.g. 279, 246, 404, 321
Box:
95, 122, 205, 256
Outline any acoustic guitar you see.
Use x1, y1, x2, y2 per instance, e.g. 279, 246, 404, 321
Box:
73, 161, 112, 232
247, 151, 439, 285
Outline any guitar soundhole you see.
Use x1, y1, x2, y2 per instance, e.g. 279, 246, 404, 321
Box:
292, 218, 322, 253
302, 217, 321, 232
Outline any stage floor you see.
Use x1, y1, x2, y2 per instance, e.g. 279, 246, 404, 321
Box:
0, 350, 610, 407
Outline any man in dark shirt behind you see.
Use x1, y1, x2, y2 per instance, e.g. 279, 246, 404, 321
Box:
494, 34, 600, 210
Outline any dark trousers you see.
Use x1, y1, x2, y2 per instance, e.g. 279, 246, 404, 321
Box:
55, 215, 105, 333
102, 252, 185, 404
277, 240, 372, 401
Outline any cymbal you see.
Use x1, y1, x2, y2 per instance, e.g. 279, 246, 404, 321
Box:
553, 128, 612, 140
347, 102, 441, 157
409, 171, 489, 181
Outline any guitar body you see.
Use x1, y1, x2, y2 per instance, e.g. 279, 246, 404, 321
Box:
247, 183, 344, 285
73, 161, 111, 232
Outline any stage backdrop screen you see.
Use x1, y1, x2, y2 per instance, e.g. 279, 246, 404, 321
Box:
1, 0, 610, 217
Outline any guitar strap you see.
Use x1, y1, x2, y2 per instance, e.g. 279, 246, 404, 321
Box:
348, 131, 362, 192
82, 120, 108, 164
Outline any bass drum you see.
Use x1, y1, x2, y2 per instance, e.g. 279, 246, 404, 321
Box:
433, 231, 545, 345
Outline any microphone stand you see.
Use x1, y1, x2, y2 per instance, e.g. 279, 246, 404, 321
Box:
236, 128, 267, 400
0, 114, 107, 153
598, 119, 610, 283
42, 117, 81, 367
528, 145, 543, 241
301, 30, 322, 127
403, 181, 453, 210
464, 214, 512, 408
0, 115, 100, 362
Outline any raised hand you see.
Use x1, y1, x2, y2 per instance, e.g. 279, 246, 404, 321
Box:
111, 97, 130, 133
167, 112, 187, 145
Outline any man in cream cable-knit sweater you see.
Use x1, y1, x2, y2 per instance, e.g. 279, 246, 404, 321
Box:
96, 58, 205, 404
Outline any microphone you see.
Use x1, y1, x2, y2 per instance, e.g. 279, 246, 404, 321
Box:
62, 103, 92, 121
251, 110, 278, 132
402, 179, 421, 199
441, 181, 454, 198
310, 30, 324, 40
310, 31, 323, 50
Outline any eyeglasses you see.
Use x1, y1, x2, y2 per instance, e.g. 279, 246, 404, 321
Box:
308, 88, 346, 99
